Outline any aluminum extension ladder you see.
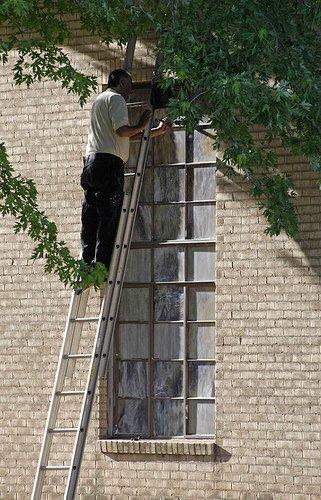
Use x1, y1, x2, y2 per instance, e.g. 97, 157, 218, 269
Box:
32, 44, 155, 500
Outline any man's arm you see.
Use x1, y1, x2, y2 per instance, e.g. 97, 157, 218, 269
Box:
116, 124, 145, 138
116, 109, 152, 138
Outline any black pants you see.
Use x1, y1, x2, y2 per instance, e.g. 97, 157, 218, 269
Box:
80, 152, 124, 269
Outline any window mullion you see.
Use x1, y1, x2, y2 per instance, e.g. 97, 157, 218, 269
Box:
148, 282, 153, 438
149, 159, 155, 438
183, 157, 188, 438
113, 323, 119, 435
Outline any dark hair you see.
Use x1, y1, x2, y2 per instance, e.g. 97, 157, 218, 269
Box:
107, 69, 132, 87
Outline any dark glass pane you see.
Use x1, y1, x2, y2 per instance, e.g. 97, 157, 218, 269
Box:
188, 401, 215, 435
153, 361, 183, 397
187, 164, 216, 201
127, 140, 141, 168
154, 247, 184, 282
140, 167, 153, 203
153, 129, 186, 165
125, 249, 151, 283
119, 324, 149, 359
154, 285, 184, 321
127, 107, 153, 167
119, 287, 149, 321
118, 361, 147, 398
187, 204, 216, 239
132, 205, 152, 241
193, 131, 216, 163
124, 168, 134, 194
154, 166, 185, 202
188, 287, 215, 321
187, 246, 215, 281
188, 325, 215, 359
154, 400, 184, 437
154, 205, 185, 240
116, 399, 148, 436
154, 324, 184, 359
124, 167, 152, 202
188, 362, 215, 397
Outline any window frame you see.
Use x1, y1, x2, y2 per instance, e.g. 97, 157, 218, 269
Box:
107, 128, 217, 440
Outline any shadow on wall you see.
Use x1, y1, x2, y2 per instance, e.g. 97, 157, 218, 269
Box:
65, 37, 155, 81
216, 156, 321, 280
101, 444, 232, 464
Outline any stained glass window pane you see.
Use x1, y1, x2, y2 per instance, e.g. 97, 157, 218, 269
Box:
187, 164, 216, 200
153, 129, 186, 165
154, 166, 185, 202
119, 324, 149, 359
154, 400, 184, 437
140, 167, 153, 203
154, 247, 184, 282
188, 205, 216, 239
188, 401, 215, 435
124, 168, 134, 193
188, 287, 215, 321
188, 325, 215, 359
193, 130, 216, 163
132, 205, 152, 241
154, 205, 185, 240
119, 287, 149, 321
187, 246, 215, 281
127, 103, 154, 168
153, 361, 183, 397
154, 285, 184, 321
125, 249, 151, 283
188, 362, 215, 397
118, 361, 148, 398
154, 324, 184, 359
127, 140, 141, 168
116, 399, 148, 436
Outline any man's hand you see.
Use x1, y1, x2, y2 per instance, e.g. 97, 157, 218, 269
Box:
128, 115, 172, 141
158, 118, 172, 133
138, 109, 153, 129
149, 117, 172, 138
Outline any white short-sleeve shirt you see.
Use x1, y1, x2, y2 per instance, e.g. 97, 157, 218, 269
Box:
86, 88, 129, 162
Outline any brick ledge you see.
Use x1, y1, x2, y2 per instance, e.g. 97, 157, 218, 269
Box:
100, 439, 215, 456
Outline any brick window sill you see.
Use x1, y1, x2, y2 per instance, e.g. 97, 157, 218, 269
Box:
100, 439, 215, 456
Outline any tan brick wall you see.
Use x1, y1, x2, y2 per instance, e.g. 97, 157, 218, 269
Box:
1, 19, 321, 499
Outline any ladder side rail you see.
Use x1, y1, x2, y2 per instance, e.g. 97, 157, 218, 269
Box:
31, 289, 90, 500
64, 116, 154, 499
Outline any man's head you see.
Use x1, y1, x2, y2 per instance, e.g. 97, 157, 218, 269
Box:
107, 69, 132, 101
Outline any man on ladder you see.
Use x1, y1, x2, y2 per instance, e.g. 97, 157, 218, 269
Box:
80, 68, 171, 284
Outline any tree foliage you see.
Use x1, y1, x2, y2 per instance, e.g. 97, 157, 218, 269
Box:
1, 0, 321, 286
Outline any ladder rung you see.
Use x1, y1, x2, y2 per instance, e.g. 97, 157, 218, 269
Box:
48, 428, 78, 434
71, 317, 99, 323
56, 391, 85, 397
42, 465, 70, 471
63, 354, 92, 360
